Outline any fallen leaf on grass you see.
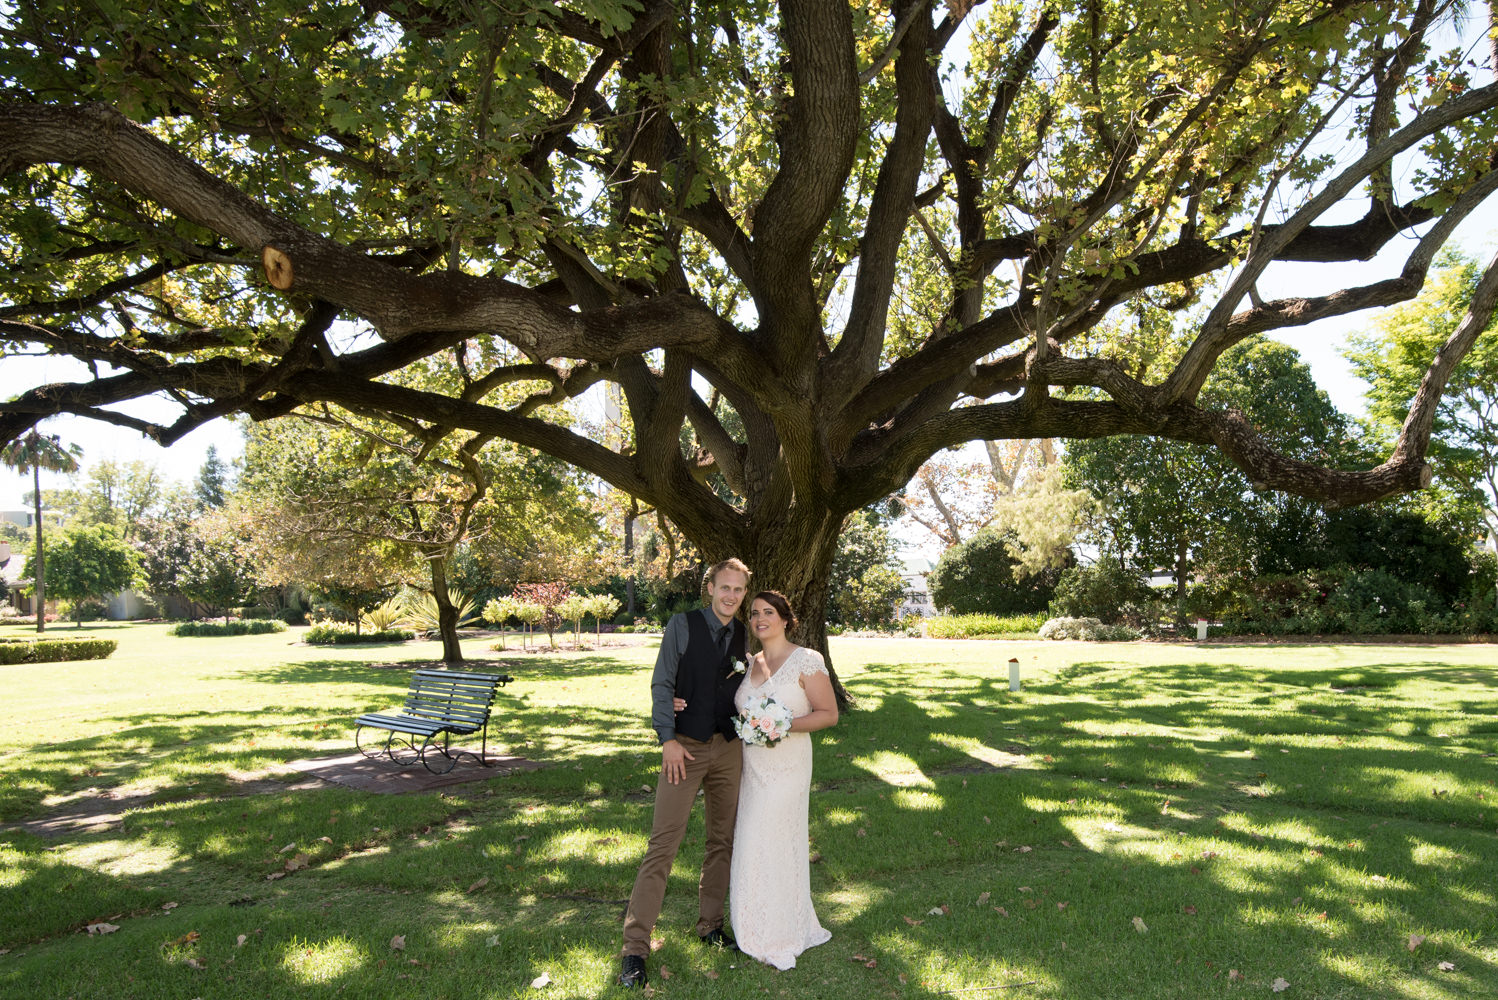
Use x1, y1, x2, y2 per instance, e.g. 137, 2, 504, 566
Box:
927, 905, 949, 916
856, 828, 867, 838
1271, 977, 1290, 992
1407, 934, 1426, 952
167, 931, 201, 948
86, 923, 120, 935
703, 970, 718, 980
658, 966, 672, 980
183, 957, 205, 970
1228, 969, 1243, 981
161, 902, 179, 912
236, 934, 248, 947
278, 843, 297, 854
265, 872, 286, 881
486, 935, 501, 948
1057, 902, 1068, 911
976, 891, 990, 906
1014, 845, 1032, 853
1438, 961, 1455, 972
903, 916, 923, 926
467, 877, 490, 893
530, 972, 552, 988
390, 935, 406, 951
284, 854, 309, 872
1183, 905, 1197, 916
994, 907, 1009, 917
1132, 917, 1148, 933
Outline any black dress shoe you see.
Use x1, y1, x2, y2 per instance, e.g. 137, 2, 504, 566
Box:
699, 928, 739, 950
617, 954, 648, 989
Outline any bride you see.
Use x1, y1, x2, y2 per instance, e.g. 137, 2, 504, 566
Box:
728, 590, 839, 969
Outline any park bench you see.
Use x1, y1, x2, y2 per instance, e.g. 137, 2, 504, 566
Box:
354, 668, 514, 774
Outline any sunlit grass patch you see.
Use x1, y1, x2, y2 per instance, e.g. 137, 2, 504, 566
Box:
280, 935, 368, 983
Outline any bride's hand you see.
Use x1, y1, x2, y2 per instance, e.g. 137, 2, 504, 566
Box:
673, 697, 687, 712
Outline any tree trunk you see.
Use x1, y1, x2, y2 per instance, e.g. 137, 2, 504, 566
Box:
705, 507, 855, 710
1174, 534, 1189, 624
31, 464, 44, 633
624, 511, 636, 617
429, 559, 463, 663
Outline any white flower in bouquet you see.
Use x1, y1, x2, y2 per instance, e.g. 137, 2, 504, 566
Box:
734, 695, 794, 747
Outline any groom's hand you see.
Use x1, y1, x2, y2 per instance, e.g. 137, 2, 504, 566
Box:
662, 739, 694, 785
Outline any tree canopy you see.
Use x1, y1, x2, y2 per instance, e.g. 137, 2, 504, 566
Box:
3, 1, 1498, 679
1346, 250, 1498, 543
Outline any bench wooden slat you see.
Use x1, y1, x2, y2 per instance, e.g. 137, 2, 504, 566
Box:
353, 668, 514, 773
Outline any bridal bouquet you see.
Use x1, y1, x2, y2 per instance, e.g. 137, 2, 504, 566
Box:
734, 695, 794, 748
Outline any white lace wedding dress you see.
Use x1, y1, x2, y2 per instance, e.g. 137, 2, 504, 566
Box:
729, 646, 832, 969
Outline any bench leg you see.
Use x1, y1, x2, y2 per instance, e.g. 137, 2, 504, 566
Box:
418, 732, 461, 775
355, 725, 395, 761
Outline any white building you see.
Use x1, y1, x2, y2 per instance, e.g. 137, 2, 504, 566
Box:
898, 556, 937, 619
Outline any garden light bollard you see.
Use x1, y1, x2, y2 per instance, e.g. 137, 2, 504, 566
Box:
1008, 657, 1020, 692
1196, 618, 1209, 641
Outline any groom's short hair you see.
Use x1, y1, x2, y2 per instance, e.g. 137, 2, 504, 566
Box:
703, 557, 751, 594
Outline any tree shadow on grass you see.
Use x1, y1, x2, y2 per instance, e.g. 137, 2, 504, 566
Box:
3, 650, 1498, 997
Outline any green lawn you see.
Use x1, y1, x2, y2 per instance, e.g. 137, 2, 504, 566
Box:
1, 623, 1495, 998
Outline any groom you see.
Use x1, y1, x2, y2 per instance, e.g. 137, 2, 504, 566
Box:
617, 557, 751, 989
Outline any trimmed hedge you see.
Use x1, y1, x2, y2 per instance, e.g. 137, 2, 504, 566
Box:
0, 637, 119, 664
924, 612, 1047, 639
169, 620, 288, 637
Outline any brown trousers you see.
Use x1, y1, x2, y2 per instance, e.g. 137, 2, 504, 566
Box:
620, 732, 743, 956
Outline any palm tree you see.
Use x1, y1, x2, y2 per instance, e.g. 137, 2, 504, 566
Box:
1, 431, 82, 632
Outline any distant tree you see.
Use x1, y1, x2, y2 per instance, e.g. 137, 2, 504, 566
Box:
1346, 251, 1498, 545
1, 429, 81, 632
25, 522, 143, 626
233, 404, 600, 662
928, 526, 1064, 616
1066, 338, 1351, 603
512, 582, 572, 650
64, 459, 163, 542
134, 486, 204, 609
177, 526, 258, 622
195, 445, 231, 510
826, 511, 906, 626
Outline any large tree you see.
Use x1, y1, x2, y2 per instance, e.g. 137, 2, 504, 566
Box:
4, 2, 1498, 699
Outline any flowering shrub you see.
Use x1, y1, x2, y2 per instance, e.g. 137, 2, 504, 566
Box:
304, 619, 414, 645
1038, 617, 1141, 641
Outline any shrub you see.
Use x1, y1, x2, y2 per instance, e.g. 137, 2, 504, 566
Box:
0, 637, 118, 664
1049, 562, 1154, 623
170, 620, 287, 637
304, 620, 414, 645
278, 607, 308, 625
928, 528, 1062, 615
62, 598, 108, 623
925, 612, 1047, 638
1038, 616, 1141, 641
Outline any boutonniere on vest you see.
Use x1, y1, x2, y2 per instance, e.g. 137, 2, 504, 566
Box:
731, 658, 747, 674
